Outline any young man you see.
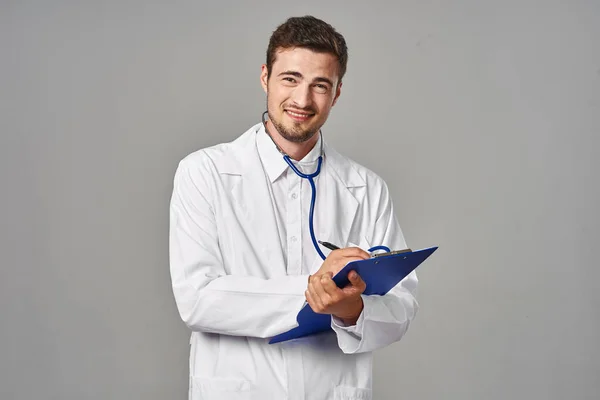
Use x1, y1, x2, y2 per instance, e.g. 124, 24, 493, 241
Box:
169, 16, 418, 400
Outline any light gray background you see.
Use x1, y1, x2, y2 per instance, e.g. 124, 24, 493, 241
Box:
1, 1, 599, 399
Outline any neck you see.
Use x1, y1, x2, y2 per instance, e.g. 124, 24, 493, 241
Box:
265, 120, 319, 161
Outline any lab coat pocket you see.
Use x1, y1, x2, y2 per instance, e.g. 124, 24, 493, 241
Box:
192, 377, 253, 399
334, 385, 372, 400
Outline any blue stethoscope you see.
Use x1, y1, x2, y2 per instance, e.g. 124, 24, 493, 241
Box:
261, 111, 390, 260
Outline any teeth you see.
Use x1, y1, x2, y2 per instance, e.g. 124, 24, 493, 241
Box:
287, 111, 310, 118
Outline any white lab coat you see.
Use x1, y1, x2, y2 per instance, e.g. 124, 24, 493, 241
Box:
169, 123, 418, 400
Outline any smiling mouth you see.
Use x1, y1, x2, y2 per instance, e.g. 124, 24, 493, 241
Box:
285, 109, 315, 120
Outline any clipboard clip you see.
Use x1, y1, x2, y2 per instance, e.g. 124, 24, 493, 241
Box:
371, 248, 412, 258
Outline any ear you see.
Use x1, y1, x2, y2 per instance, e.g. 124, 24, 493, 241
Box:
331, 81, 343, 106
260, 64, 269, 94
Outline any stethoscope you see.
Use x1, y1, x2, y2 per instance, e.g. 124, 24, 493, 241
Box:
261, 111, 390, 260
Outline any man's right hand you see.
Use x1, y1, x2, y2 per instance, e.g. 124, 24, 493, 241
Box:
306, 247, 370, 322
312, 247, 370, 279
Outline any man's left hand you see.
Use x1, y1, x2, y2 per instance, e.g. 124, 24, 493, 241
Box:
305, 270, 366, 325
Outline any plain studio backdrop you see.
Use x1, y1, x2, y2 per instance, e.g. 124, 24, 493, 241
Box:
1, 1, 599, 399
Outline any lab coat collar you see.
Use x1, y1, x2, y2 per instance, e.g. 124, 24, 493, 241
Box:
321, 141, 365, 189
217, 122, 365, 189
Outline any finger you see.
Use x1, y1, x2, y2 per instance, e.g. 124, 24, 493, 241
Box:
306, 289, 329, 314
305, 289, 318, 312
348, 270, 362, 284
320, 273, 342, 298
340, 256, 369, 268
343, 271, 366, 295
333, 256, 366, 269
326, 248, 343, 258
313, 275, 334, 307
325, 256, 367, 277
308, 280, 325, 311
349, 271, 366, 290
338, 247, 370, 260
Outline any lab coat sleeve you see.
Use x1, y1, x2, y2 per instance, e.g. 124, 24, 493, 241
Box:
169, 157, 308, 339
331, 180, 419, 354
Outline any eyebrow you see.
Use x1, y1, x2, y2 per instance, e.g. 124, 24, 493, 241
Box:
278, 70, 334, 87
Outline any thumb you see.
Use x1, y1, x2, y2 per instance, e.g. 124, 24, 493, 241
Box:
348, 270, 360, 283
350, 271, 366, 290
343, 271, 365, 295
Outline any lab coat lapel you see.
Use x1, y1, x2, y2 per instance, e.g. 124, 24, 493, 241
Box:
215, 125, 286, 274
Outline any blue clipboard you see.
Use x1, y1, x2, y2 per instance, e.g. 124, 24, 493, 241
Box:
269, 246, 438, 344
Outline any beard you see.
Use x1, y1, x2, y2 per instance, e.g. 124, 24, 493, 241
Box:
267, 105, 319, 143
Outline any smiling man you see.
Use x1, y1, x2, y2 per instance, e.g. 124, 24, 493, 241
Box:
169, 16, 418, 400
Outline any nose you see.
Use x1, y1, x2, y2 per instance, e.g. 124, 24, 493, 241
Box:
290, 83, 312, 109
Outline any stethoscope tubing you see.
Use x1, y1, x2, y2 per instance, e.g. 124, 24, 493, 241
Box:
262, 112, 390, 260
283, 155, 326, 260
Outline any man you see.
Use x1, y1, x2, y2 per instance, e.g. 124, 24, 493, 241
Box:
169, 15, 418, 400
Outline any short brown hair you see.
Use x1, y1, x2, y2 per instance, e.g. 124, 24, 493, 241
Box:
266, 16, 348, 81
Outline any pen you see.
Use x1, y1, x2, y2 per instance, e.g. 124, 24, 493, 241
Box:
318, 240, 340, 251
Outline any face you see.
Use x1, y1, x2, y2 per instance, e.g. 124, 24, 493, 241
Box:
260, 47, 342, 143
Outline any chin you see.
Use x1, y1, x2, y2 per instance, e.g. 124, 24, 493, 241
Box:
281, 132, 314, 144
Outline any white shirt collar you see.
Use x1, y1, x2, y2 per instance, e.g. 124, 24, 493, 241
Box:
256, 124, 323, 183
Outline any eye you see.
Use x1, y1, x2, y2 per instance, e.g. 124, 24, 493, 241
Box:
314, 84, 329, 93
283, 77, 296, 83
